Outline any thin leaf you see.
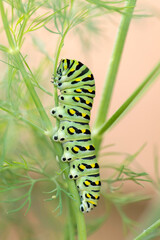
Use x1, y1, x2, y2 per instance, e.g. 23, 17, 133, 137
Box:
95, 62, 160, 136
7, 198, 28, 214
0, 44, 9, 52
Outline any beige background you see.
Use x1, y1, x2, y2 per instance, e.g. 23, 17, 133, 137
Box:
1, 0, 160, 239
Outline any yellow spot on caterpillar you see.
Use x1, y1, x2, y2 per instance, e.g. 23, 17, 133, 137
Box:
86, 193, 91, 198
95, 195, 99, 199
85, 181, 90, 186
69, 127, 75, 133
86, 100, 90, 104
86, 145, 90, 150
88, 200, 96, 205
73, 146, 79, 152
91, 163, 95, 168
88, 89, 93, 93
95, 181, 99, 185
79, 164, 85, 170
69, 109, 76, 115
88, 74, 91, 78
75, 78, 81, 82
82, 113, 86, 117
70, 68, 75, 72
64, 60, 67, 69
75, 97, 80, 101
76, 89, 82, 92
81, 129, 86, 133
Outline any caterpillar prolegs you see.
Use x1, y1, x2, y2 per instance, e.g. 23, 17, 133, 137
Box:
51, 59, 101, 213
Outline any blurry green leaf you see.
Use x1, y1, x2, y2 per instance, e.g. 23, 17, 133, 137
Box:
85, 0, 126, 14
0, 45, 9, 52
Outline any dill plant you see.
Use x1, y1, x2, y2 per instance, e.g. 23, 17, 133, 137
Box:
0, 0, 160, 240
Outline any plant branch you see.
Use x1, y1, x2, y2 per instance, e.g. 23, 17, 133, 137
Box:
0, 0, 53, 132
94, 61, 160, 136
52, 21, 87, 240
14, 53, 53, 131
67, 197, 76, 240
92, 0, 137, 152
134, 219, 160, 240
0, 0, 15, 48
53, 26, 70, 108
50, 142, 87, 240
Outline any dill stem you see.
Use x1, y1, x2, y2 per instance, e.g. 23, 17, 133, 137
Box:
17, 15, 29, 47
92, 0, 137, 152
0, 0, 15, 48
50, 143, 87, 240
14, 53, 53, 131
67, 197, 76, 240
52, 24, 87, 239
53, 27, 70, 112
53, 27, 70, 78
0, 0, 53, 132
134, 219, 160, 240
94, 61, 160, 136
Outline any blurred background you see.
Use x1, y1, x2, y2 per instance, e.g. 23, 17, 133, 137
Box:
0, 0, 160, 239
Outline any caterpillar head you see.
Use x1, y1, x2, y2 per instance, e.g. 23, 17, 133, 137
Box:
56, 59, 70, 80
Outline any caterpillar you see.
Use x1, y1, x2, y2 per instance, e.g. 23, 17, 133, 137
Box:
51, 59, 101, 213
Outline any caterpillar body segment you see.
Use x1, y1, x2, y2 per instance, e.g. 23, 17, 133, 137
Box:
59, 94, 94, 110
62, 139, 96, 162
55, 77, 95, 91
61, 85, 95, 98
76, 174, 101, 190
69, 159, 99, 179
77, 174, 101, 213
51, 59, 101, 213
52, 121, 91, 142
51, 105, 90, 123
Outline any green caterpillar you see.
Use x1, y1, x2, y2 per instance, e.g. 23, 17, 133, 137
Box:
51, 59, 101, 213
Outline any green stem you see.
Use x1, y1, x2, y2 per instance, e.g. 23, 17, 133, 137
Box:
52, 24, 87, 240
0, 0, 15, 48
53, 27, 70, 77
53, 26, 70, 112
17, 14, 29, 47
14, 53, 53, 131
0, 105, 45, 134
93, 0, 137, 152
51, 142, 87, 240
94, 61, 160, 136
0, 0, 53, 132
134, 219, 160, 240
67, 197, 76, 240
